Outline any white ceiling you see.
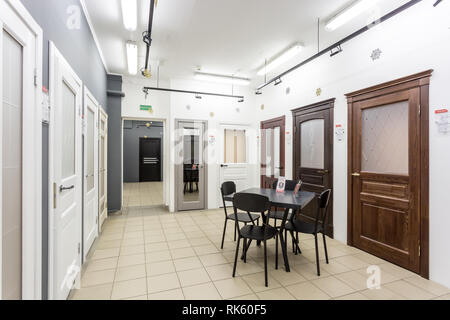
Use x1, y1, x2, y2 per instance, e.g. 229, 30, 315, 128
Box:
83, 0, 409, 86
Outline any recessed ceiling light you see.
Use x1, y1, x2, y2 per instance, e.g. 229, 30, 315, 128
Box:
194, 72, 250, 86
326, 0, 380, 31
126, 42, 138, 75
257, 44, 303, 76
121, 0, 137, 31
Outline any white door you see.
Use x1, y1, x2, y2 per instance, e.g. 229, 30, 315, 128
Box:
0, 0, 42, 300
98, 108, 108, 231
83, 88, 98, 259
49, 43, 83, 300
218, 125, 250, 207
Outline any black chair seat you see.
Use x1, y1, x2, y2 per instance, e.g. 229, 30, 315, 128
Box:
240, 225, 277, 241
223, 193, 235, 202
268, 210, 292, 221
285, 219, 323, 234
228, 212, 259, 223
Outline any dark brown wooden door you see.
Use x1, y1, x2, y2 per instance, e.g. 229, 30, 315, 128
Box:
139, 138, 162, 182
293, 99, 334, 237
260, 116, 285, 189
351, 89, 421, 273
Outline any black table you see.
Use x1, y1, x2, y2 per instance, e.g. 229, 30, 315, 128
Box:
239, 188, 316, 272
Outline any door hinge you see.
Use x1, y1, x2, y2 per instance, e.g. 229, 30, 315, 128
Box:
53, 183, 57, 209
34, 68, 38, 87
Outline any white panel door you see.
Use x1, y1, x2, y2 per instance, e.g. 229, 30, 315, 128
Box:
0, 0, 43, 300
83, 88, 98, 259
98, 108, 108, 231
219, 125, 250, 207
49, 43, 83, 300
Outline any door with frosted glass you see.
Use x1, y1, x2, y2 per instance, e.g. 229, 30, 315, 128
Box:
351, 89, 421, 273
260, 116, 285, 189
176, 121, 206, 211
294, 101, 333, 237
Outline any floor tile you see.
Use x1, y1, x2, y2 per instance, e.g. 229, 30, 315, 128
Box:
200, 253, 229, 267
182, 283, 222, 300
383, 280, 435, 300
120, 245, 145, 256
214, 278, 252, 300
206, 264, 234, 281
115, 264, 146, 282
170, 247, 196, 259
335, 292, 369, 300
193, 244, 220, 256
178, 268, 211, 287
146, 260, 176, 277
148, 289, 185, 300
91, 248, 120, 260
256, 287, 295, 300
146, 250, 172, 263
147, 273, 180, 294
174, 257, 203, 272
404, 276, 450, 296
285, 281, 330, 300
71, 284, 113, 300
242, 272, 281, 293
118, 253, 146, 268
85, 257, 118, 273
111, 278, 147, 300
311, 276, 356, 298
81, 269, 115, 288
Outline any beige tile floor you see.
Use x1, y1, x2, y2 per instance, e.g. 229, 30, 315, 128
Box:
70, 206, 450, 300
123, 182, 163, 207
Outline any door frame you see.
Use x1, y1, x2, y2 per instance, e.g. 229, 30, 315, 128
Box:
82, 86, 99, 260
0, 0, 43, 300
139, 137, 162, 182
121, 117, 168, 209
346, 70, 432, 278
48, 42, 83, 299
98, 107, 108, 231
175, 119, 208, 212
292, 99, 335, 237
260, 116, 286, 188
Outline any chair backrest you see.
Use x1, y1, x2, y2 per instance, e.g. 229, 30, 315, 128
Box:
272, 179, 298, 191
221, 181, 236, 197
314, 189, 332, 232
233, 193, 270, 214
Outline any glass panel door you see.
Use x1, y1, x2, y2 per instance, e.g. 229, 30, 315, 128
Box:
301, 119, 325, 169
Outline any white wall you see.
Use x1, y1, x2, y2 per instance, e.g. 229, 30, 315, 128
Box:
252, 0, 450, 288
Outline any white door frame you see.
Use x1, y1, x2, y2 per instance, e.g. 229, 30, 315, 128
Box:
98, 107, 108, 231
48, 42, 83, 300
83, 87, 99, 259
0, 0, 43, 300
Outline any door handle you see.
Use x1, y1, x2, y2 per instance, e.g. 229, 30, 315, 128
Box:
59, 185, 75, 192
352, 172, 361, 177
221, 164, 228, 168
317, 170, 329, 174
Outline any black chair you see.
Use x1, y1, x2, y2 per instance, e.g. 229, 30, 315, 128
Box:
284, 189, 332, 276
220, 182, 260, 249
232, 193, 277, 287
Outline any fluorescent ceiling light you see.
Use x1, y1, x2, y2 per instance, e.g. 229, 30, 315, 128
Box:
194, 72, 250, 86
326, 0, 380, 31
121, 0, 137, 31
257, 44, 303, 76
126, 42, 138, 75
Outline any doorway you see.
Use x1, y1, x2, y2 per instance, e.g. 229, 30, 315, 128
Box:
139, 138, 162, 182
347, 71, 431, 277
218, 124, 251, 206
292, 99, 334, 237
123, 120, 164, 208
260, 116, 286, 189
0, 0, 43, 300
176, 120, 207, 211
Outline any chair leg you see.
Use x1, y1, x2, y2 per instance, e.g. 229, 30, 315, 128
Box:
263, 239, 268, 287
323, 233, 329, 264
295, 233, 300, 255
275, 233, 279, 270
234, 221, 238, 242
232, 236, 241, 278
314, 234, 321, 276
221, 219, 228, 250
243, 238, 247, 263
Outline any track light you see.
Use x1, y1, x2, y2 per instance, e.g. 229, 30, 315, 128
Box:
330, 45, 343, 57
326, 0, 380, 31
121, 0, 137, 31
195, 94, 202, 99
257, 44, 303, 76
238, 98, 244, 103
274, 78, 282, 86
255, 90, 262, 95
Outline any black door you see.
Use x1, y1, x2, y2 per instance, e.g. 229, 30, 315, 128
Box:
139, 138, 162, 182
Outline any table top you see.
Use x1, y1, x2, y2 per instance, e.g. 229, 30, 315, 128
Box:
240, 188, 316, 210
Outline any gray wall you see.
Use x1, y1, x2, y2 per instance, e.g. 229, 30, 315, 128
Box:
107, 75, 123, 212
124, 121, 164, 183
20, 0, 108, 300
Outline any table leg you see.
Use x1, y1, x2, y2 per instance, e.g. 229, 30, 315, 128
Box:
279, 208, 291, 272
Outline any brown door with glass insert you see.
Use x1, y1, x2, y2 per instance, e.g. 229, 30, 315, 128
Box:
293, 99, 334, 237
260, 116, 285, 189
347, 71, 431, 276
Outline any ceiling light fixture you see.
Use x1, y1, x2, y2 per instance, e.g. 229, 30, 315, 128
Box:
257, 44, 303, 76
238, 98, 244, 103
121, 0, 137, 31
325, 0, 380, 31
274, 78, 282, 86
255, 90, 262, 95
330, 45, 343, 57
194, 72, 251, 86
126, 41, 138, 75
195, 94, 202, 99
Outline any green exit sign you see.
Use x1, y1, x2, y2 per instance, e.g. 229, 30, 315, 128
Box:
140, 105, 152, 112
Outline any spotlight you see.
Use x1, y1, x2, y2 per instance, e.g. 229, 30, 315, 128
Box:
195, 94, 202, 99
238, 98, 244, 103
274, 78, 282, 86
330, 45, 343, 57
255, 90, 262, 95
